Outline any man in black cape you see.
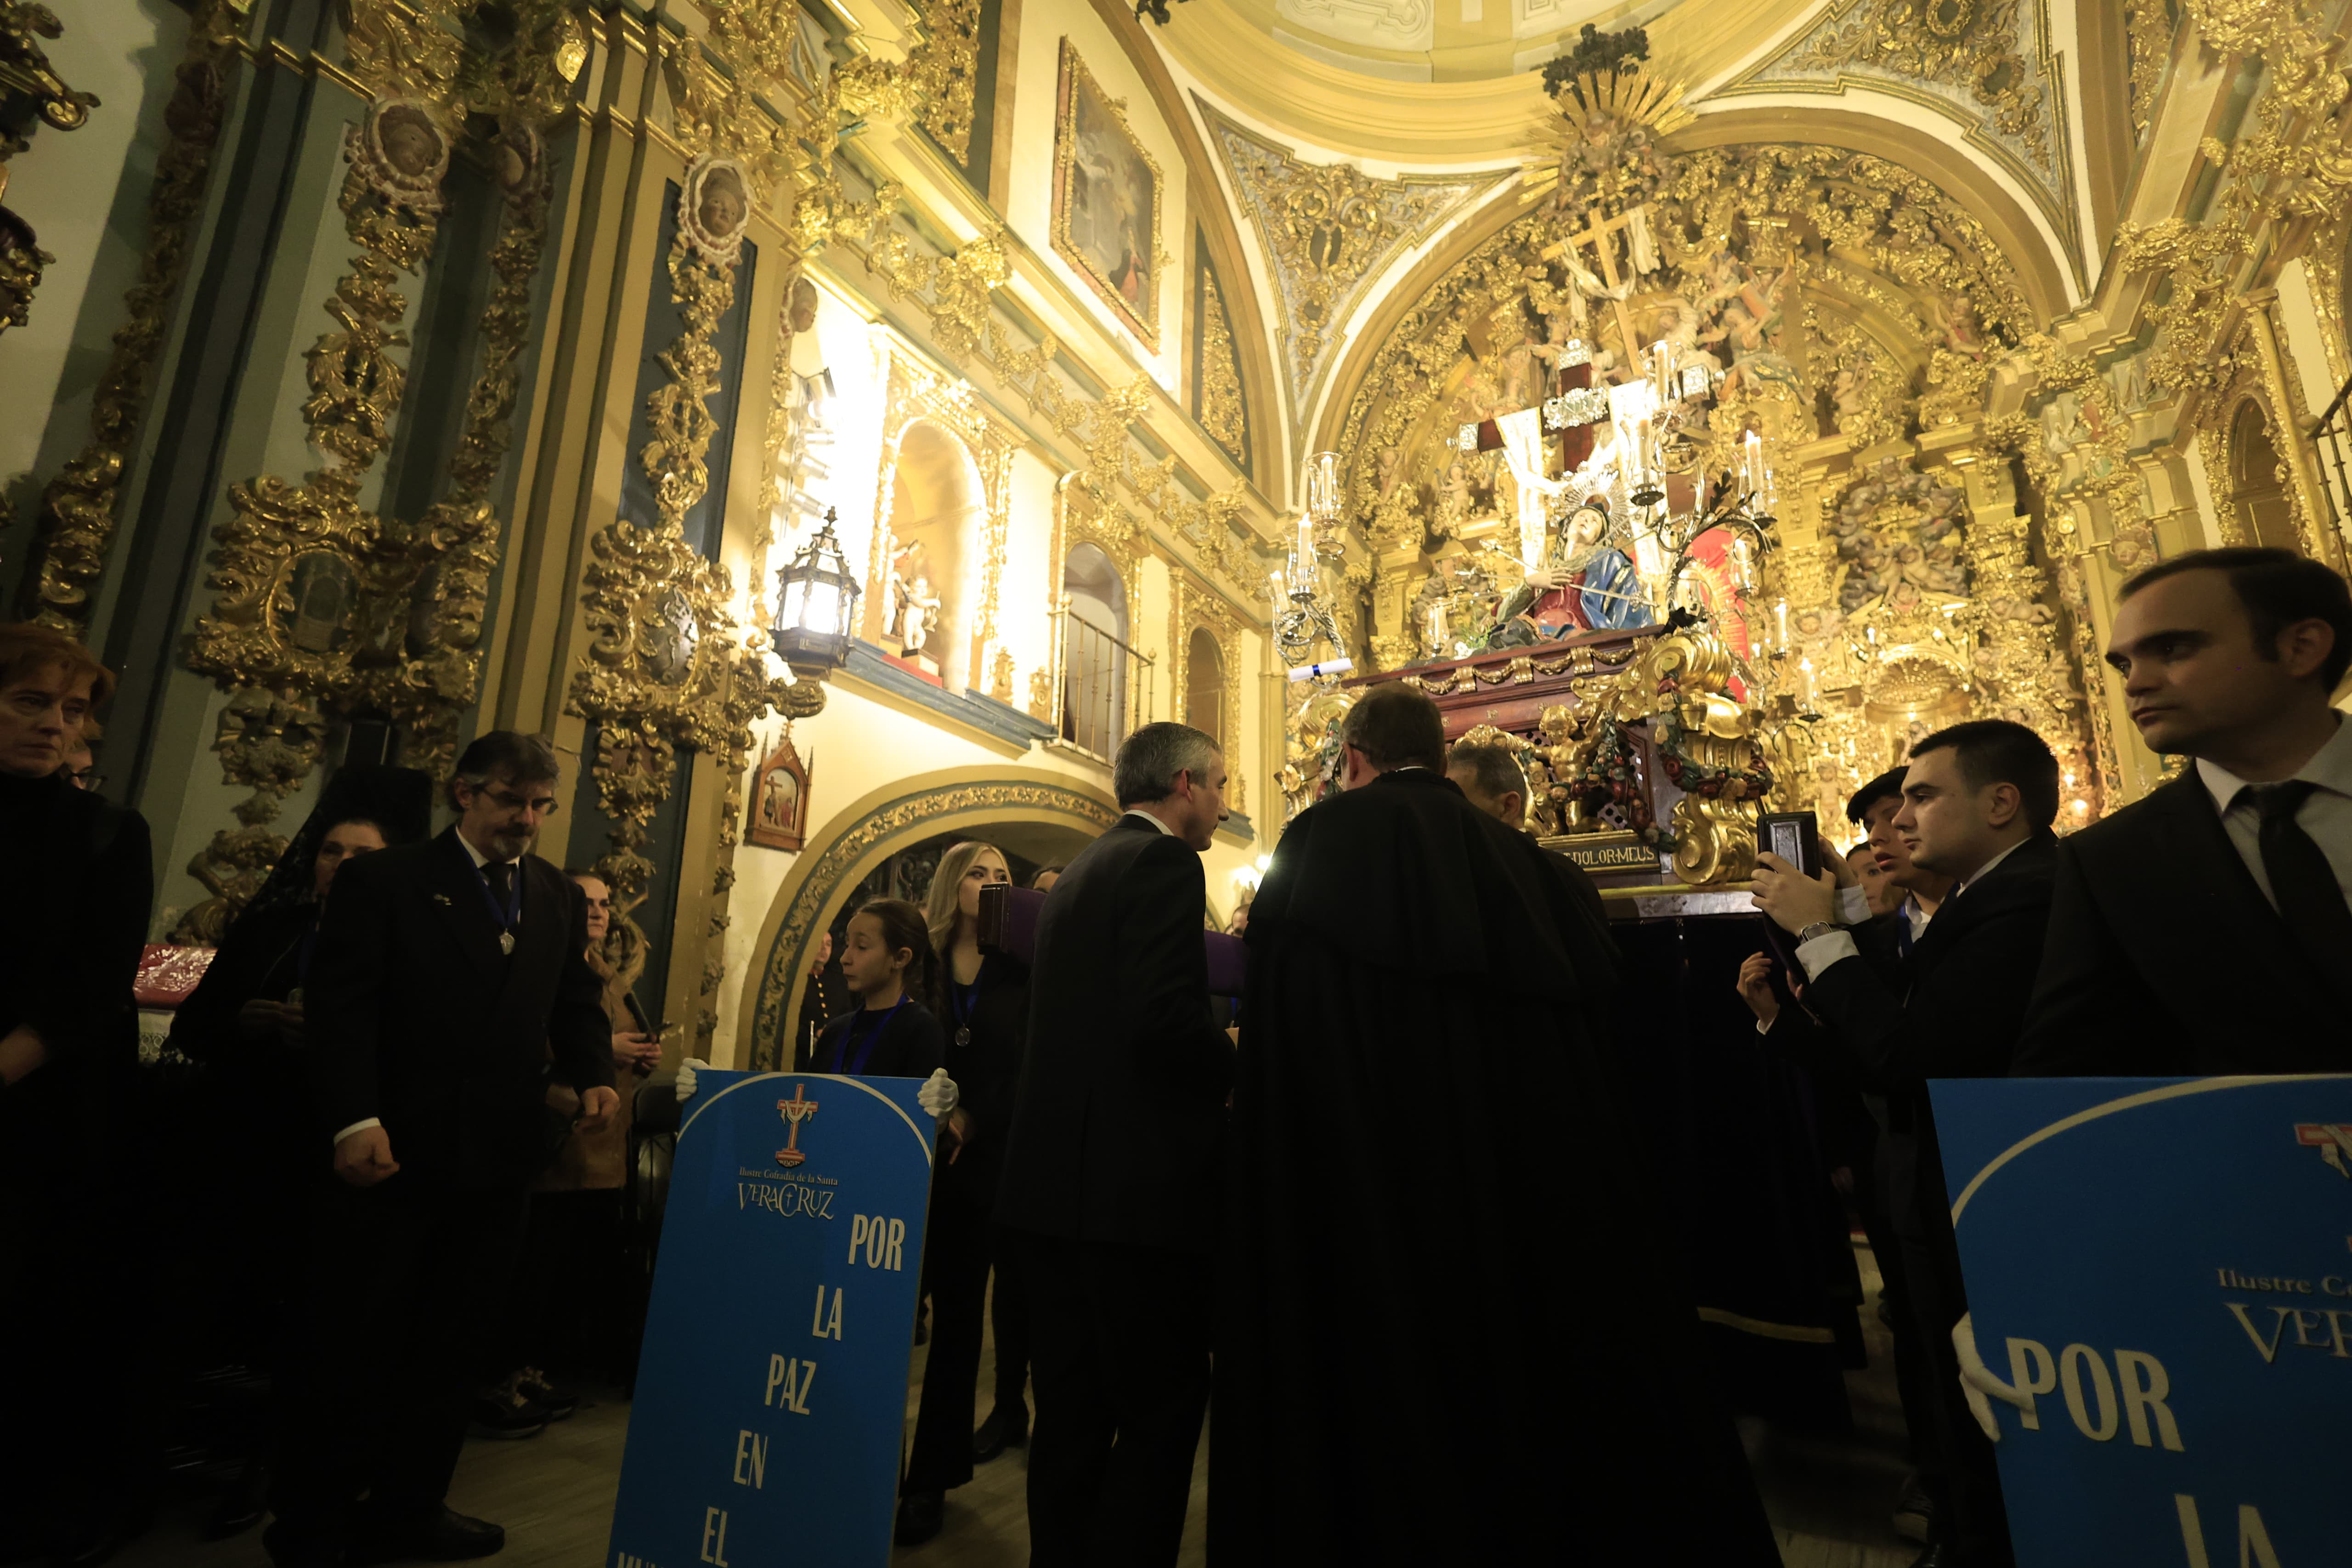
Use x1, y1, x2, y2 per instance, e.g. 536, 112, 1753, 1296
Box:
1211, 681, 1779, 1565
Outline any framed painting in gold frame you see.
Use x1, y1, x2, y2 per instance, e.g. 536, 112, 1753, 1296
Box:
746, 727, 811, 852
1052, 40, 1164, 351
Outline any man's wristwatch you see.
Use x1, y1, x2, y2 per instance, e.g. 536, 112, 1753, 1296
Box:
1795, 921, 1840, 945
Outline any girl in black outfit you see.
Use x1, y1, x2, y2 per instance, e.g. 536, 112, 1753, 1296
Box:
808, 898, 946, 1080
896, 843, 1032, 1546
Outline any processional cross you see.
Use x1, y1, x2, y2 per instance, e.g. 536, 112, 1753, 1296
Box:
1539, 203, 1651, 378
775, 1083, 820, 1168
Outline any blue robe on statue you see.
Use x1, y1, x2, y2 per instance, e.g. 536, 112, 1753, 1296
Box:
1527, 546, 1654, 637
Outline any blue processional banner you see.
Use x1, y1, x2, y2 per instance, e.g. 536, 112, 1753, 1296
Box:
1929, 1075, 2352, 1568
608, 1070, 935, 1568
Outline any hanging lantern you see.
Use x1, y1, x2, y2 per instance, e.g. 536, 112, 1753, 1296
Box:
769, 507, 861, 678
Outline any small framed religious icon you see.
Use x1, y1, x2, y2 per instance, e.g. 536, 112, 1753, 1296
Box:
746, 725, 811, 851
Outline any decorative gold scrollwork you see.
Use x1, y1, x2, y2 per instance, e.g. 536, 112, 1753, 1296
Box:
19, 0, 240, 632
179, 0, 582, 934
0, 0, 101, 333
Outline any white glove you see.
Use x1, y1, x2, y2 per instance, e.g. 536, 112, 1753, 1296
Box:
916, 1068, 959, 1120
675, 1057, 708, 1104
1952, 1312, 2030, 1443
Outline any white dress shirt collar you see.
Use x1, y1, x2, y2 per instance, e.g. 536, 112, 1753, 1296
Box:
1951, 835, 2030, 900
1901, 893, 1932, 940
454, 829, 522, 869
2195, 714, 2352, 815
1120, 809, 1176, 836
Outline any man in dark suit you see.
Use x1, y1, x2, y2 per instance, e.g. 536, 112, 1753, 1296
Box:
2018, 547, 2352, 1074
1740, 765, 1955, 1552
1753, 719, 2059, 1568
995, 721, 1231, 1567
266, 731, 614, 1568
1444, 738, 1613, 943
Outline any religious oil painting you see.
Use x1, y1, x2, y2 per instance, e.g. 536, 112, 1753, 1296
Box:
746, 727, 811, 851
1052, 41, 1162, 351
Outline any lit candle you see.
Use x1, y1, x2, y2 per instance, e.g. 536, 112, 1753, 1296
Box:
1796, 656, 1815, 707
1775, 598, 1790, 650
1731, 535, 1754, 591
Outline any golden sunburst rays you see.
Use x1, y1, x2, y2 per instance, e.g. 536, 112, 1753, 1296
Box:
1520, 63, 1696, 209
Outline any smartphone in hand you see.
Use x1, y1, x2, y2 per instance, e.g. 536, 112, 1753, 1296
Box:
1758, 810, 1822, 878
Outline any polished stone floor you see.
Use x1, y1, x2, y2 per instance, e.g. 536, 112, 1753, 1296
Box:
118, 1248, 1917, 1568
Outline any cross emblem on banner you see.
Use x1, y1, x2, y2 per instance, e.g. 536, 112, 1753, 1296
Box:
2296, 1122, 2352, 1178
1540, 205, 1648, 372
776, 1084, 820, 1168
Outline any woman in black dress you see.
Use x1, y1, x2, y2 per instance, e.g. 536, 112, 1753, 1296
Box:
170, 764, 431, 1533
896, 843, 1031, 1546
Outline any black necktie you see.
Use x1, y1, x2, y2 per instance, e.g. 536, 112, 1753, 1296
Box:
485, 859, 514, 902
2248, 781, 2352, 965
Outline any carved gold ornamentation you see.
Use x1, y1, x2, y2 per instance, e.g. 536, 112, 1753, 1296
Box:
1718, 0, 2079, 276
1195, 264, 1247, 466
0, 2, 97, 134
906, 0, 983, 161
1170, 570, 1249, 812
167, 690, 328, 943
749, 780, 1119, 1067
1051, 42, 1165, 351
0, 0, 98, 332
180, 0, 581, 933
18, 0, 240, 631
1203, 98, 1503, 410
2122, 0, 2172, 141
572, 198, 822, 1047
861, 218, 1010, 360
1323, 116, 2124, 817
1791, 0, 2045, 147
2119, 0, 2352, 408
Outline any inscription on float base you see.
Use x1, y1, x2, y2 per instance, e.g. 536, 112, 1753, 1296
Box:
1539, 831, 1656, 870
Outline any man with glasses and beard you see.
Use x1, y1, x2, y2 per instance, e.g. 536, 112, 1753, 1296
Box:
266, 732, 615, 1568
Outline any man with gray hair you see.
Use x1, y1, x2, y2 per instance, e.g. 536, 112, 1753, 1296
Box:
996, 720, 1231, 1566
1446, 738, 1612, 952
268, 730, 615, 1568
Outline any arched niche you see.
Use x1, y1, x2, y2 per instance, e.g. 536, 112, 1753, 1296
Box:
1061, 541, 1131, 756
2228, 399, 2301, 553
740, 767, 1119, 1069
1186, 625, 1224, 747
875, 417, 986, 691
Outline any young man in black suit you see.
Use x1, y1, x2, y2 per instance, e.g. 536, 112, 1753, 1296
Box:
266, 732, 615, 1568
2017, 547, 2352, 1074
1738, 764, 1954, 1552
1753, 719, 2059, 1568
995, 721, 1232, 1568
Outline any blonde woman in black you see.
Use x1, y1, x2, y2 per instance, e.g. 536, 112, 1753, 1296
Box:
896, 842, 1031, 1545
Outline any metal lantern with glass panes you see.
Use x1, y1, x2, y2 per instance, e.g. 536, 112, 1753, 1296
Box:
770, 508, 861, 677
